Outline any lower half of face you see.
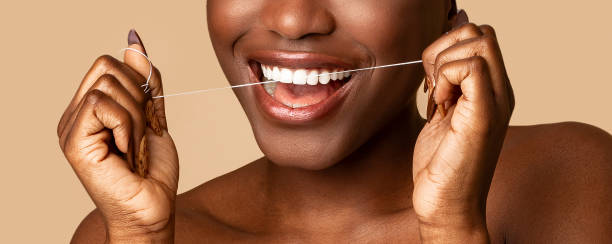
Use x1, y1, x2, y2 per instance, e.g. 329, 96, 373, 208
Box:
207, 0, 448, 169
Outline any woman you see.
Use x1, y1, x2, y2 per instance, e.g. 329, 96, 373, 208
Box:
58, 0, 611, 243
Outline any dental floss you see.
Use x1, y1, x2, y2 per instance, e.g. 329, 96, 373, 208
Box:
121, 48, 153, 93
121, 48, 423, 99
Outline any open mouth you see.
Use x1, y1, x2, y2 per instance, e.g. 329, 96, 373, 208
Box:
246, 51, 359, 122
254, 63, 353, 109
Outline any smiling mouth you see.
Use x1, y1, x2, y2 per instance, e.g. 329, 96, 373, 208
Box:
256, 63, 353, 108
247, 51, 359, 123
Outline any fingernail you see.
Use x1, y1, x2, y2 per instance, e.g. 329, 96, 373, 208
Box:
426, 89, 436, 123
137, 135, 149, 177
145, 100, 163, 137
128, 29, 148, 56
128, 29, 143, 45
437, 104, 446, 118
457, 9, 469, 25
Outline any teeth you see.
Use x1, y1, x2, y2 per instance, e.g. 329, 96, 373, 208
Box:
261, 64, 352, 86
279, 68, 292, 83
293, 69, 307, 85
344, 71, 351, 78
272, 66, 281, 81
319, 69, 331, 84
263, 81, 277, 96
264, 66, 271, 78
330, 69, 338, 81
307, 70, 319, 85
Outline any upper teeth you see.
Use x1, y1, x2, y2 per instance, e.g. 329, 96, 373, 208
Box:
261, 64, 352, 85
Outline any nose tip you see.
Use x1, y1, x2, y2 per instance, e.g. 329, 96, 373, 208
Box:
262, 0, 335, 40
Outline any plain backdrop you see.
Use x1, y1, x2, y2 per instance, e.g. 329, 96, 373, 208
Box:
0, 0, 610, 242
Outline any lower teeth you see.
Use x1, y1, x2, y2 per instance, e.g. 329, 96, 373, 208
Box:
262, 77, 349, 109
263, 80, 277, 96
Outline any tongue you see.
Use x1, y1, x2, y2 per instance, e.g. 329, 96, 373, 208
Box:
274, 83, 336, 107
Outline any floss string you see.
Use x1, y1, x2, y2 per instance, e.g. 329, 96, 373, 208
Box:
122, 48, 423, 99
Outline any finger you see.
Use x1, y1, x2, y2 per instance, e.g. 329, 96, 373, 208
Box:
64, 90, 133, 173
59, 56, 148, 138
60, 74, 147, 151
422, 23, 484, 81
123, 29, 168, 129
64, 90, 140, 197
69, 55, 147, 111
479, 24, 514, 116
87, 75, 146, 168
432, 35, 508, 107
435, 56, 497, 128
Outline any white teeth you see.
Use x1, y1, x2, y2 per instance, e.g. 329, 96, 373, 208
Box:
293, 69, 307, 85
261, 65, 352, 85
319, 69, 331, 84
272, 66, 281, 81
280, 68, 292, 83
330, 69, 338, 81
265, 66, 272, 78
261, 65, 269, 78
344, 71, 351, 78
307, 70, 319, 85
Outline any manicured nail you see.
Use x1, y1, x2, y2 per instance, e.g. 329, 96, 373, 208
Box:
145, 100, 163, 137
137, 135, 149, 177
128, 29, 143, 45
457, 9, 469, 25
127, 29, 148, 56
437, 104, 446, 118
426, 89, 436, 122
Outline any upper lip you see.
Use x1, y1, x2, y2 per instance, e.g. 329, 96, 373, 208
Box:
247, 50, 357, 70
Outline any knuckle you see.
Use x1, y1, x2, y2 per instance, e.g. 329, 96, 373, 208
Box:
93, 55, 119, 71
434, 49, 453, 68
479, 24, 497, 37
459, 23, 481, 35
95, 74, 120, 90
85, 89, 105, 105
434, 52, 446, 67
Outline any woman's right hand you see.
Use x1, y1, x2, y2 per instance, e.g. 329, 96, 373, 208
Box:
57, 30, 178, 243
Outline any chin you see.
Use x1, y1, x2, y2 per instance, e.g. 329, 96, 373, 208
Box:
255, 132, 348, 170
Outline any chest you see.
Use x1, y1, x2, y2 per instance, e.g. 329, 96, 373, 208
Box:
174, 212, 423, 243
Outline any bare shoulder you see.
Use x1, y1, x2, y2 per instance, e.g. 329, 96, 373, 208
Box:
173, 158, 269, 242
70, 209, 106, 244
487, 122, 612, 243
70, 159, 268, 243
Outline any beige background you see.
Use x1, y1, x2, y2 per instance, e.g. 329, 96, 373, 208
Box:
0, 0, 610, 242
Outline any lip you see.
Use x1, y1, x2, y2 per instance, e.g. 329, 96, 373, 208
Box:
248, 50, 355, 70
247, 51, 357, 124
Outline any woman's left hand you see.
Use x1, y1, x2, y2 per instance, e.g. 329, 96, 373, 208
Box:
413, 20, 515, 243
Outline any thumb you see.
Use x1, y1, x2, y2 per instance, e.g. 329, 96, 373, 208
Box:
124, 29, 168, 129
124, 29, 151, 78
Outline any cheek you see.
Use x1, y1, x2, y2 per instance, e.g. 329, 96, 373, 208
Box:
334, 0, 444, 62
207, 0, 262, 53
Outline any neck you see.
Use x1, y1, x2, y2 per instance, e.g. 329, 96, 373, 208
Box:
263, 103, 425, 228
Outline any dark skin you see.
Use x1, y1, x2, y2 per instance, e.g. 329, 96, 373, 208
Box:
59, 0, 612, 243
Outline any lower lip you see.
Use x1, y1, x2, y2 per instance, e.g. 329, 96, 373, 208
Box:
251, 70, 354, 124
